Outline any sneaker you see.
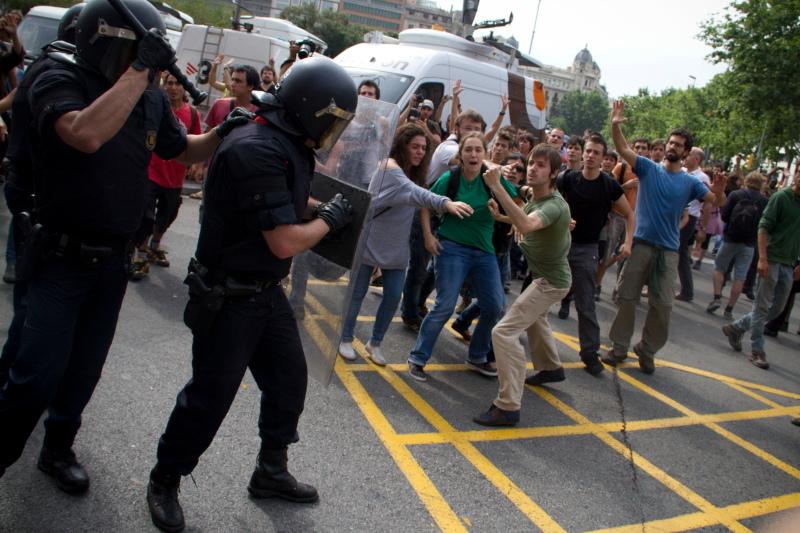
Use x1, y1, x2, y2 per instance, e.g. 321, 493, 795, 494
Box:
408, 362, 427, 382
466, 360, 498, 377
583, 356, 604, 376
473, 405, 520, 427
749, 350, 769, 370
706, 299, 722, 314
148, 248, 170, 267
723, 307, 734, 320
633, 343, 655, 375
365, 341, 386, 366
601, 348, 627, 367
557, 301, 570, 320
129, 258, 150, 281
674, 293, 692, 302
451, 320, 472, 341
722, 324, 743, 352
189, 190, 203, 200
524, 367, 565, 386
402, 316, 421, 333
338, 341, 356, 361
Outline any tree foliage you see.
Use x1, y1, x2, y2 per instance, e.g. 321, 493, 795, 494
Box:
549, 90, 609, 138
700, 0, 800, 163
280, 4, 369, 58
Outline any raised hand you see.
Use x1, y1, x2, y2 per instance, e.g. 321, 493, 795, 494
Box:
611, 100, 627, 126
453, 79, 463, 97
500, 95, 509, 112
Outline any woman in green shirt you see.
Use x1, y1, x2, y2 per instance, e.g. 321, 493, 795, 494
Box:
407, 133, 518, 382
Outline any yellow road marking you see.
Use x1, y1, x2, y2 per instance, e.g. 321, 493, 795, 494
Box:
723, 382, 784, 409
395, 405, 800, 445
301, 296, 466, 532
532, 386, 751, 532
590, 492, 800, 533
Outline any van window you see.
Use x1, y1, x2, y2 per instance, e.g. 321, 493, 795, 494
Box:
343, 67, 414, 104
18, 15, 60, 61
415, 82, 444, 109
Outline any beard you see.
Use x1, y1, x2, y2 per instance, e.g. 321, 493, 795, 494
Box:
665, 151, 681, 162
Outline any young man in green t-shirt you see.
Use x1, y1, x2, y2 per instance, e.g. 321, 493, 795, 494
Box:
473, 144, 573, 426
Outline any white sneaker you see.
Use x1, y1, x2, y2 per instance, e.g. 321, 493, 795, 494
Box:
338, 342, 356, 361
365, 341, 386, 366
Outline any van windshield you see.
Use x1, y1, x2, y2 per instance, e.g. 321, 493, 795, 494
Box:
343, 67, 414, 104
18, 15, 60, 61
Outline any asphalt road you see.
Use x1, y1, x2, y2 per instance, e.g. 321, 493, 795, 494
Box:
1, 196, 798, 533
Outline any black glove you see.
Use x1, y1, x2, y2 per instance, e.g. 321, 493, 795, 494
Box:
215, 107, 255, 139
316, 193, 353, 234
131, 28, 176, 78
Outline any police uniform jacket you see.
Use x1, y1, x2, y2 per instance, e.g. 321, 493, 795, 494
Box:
195, 120, 315, 281
29, 62, 187, 239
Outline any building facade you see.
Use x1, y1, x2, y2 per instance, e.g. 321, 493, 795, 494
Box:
402, 0, 453, 32
339, 0, 404, 32
240, 0, 340, 18
519, 46, 605, 118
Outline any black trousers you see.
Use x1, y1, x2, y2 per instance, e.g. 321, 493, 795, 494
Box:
156, 285, 308, 475
0, 251, 128, 468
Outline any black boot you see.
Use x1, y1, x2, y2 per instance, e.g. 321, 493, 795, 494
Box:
37, 447, 90, 494
248, 447, 319, 503
147, 466, 185, 533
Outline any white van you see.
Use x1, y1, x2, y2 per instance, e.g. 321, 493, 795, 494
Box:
335, 29, 547, 134
17, 5, 66, 64
175, 21, 327, 109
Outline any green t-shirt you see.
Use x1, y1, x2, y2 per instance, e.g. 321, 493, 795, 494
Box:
758, 186, 800, 266
518, 191, 572, 289
430, 169, 518, 254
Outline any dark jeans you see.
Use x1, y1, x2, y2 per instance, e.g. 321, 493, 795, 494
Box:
510, 241, 526, 278
0, 251, 128, 468
677, 215, 698, 298
766, 278, 800, 332
567, 243, 602, 361
401, 215, 432, 321
156, 286, 307, 475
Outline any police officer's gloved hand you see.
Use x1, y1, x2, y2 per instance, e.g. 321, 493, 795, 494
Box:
316, 193, 353, 234
131, 28, 176, 81
215, 107, 255, 139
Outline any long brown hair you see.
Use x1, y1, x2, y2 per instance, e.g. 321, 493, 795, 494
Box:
389, 123, 431, 186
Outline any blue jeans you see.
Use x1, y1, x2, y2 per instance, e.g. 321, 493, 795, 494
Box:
731, 261, 794, 353
455, 252, 509, 328
341, 264, 406, 346
408, 239, 503, 366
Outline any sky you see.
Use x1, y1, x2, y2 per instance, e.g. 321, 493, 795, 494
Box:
431, 0, 732, 97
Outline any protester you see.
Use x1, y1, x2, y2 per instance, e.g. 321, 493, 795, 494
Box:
707, 171, 768, 319
407, 133, 518, 382
563, 136, 583, 171
472, 144, 571, 426
338, 123, 473, 365
602, 101, 721, 374
601, 150, 618, 173
649, 139, 666, 163
259, 63, 276, 92
554, 133, 634, 377
721, 173, 800, 370
676, 147, 712, 301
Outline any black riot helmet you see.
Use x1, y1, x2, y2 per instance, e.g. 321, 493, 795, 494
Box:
75, 0, 166, 82
57, 3, 86, 44
272, 55, 358, 151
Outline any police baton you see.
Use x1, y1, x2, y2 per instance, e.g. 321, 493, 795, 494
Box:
106, 0, 208, 105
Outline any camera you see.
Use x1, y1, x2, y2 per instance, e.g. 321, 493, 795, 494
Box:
296, 39, 317, 59
408, 108, 420, 121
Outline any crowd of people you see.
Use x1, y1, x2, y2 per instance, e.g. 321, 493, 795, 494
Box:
0, 2, 799, 532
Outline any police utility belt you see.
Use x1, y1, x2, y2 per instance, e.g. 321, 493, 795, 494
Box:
182, 257, 280, 336
15, 212, 131, 282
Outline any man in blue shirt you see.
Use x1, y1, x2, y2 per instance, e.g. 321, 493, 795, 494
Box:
602, 100, 722, 374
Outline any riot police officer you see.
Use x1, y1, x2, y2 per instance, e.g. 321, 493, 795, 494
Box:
0, 0, 248, 490
0, 2, 84, 388
146, 55, 357, 533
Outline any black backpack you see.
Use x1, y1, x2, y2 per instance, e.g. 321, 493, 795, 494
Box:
726, 193, 761, 243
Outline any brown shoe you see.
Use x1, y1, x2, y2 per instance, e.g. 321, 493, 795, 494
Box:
600, 348, 626, 367
749, 350, 769, 370
147, 249, 170, 267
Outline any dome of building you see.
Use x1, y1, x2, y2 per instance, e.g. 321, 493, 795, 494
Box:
574, 46, 593, 65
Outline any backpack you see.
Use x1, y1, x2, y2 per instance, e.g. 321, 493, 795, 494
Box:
726, 193, 761, 243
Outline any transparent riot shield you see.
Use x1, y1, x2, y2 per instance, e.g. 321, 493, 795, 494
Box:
287, 96, 400, 385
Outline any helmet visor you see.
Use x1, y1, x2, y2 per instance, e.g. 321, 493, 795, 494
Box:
314, 99, 356, 152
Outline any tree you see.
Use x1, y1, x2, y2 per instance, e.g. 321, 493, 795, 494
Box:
280, 4, 370, 58
549, 90, 609, 138
701, 0, 800, 163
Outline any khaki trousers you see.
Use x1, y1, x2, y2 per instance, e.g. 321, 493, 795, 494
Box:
492, 278, 569, 411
